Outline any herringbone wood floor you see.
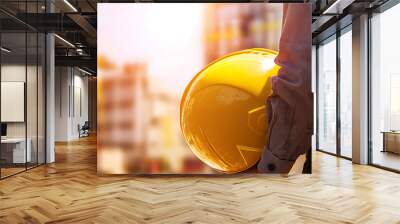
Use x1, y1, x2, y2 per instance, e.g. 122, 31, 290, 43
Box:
1, 135, 400, 224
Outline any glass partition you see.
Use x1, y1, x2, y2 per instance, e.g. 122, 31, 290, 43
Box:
38, 32, 45, 165
26, 0, 44, 169
27, 30, 38, 169
0, 1, 46, 179
1, 31, 28, 177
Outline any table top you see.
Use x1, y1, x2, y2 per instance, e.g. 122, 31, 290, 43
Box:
1, 138, 30, 143
381, 131, 400, 134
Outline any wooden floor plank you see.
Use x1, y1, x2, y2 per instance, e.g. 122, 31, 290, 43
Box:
0, 135, 400, 223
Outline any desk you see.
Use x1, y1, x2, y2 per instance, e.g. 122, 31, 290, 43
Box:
1, 138, 31, 163
382, 131, 400, 154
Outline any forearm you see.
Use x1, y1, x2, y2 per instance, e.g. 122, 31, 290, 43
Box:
258, 4, 313, 173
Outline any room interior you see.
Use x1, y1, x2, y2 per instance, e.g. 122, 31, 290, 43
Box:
0, 31, 46, 178
0, 0, 400, 222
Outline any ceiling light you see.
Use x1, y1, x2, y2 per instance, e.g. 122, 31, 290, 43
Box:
63, 0, 78, 12
78, 67, 93, 76
1, 47, 11, 53
323, 0, 355, 15
76, 48, 85, 55
54, 34, 75, 48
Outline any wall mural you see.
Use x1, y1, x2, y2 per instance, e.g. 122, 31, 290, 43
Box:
97, 3, 312, 174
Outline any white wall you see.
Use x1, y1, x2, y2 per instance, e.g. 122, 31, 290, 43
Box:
1, 65, 26, 138
1, 65, 38, 138
55, 67, 70, 141
55, 67, 89, 141
1, 63, 46, 164
72, 70, 88, 139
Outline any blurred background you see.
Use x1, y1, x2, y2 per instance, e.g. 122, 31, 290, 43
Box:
97, 3, 283, 174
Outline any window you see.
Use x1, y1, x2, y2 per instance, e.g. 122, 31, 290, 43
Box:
339, 28, 352, 158
317, 36, 337, 154
312, 45, 317, 150
370, 3, 400, 171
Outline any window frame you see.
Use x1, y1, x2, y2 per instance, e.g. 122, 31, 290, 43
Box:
315, 24, 353, 161
367, 0, 400, 173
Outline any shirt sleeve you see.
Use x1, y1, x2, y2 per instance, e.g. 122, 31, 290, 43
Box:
257, 3, 313, 173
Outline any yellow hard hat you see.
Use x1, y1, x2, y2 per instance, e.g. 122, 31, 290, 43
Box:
180, 48, 280, 173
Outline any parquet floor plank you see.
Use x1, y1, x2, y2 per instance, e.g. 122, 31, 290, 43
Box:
1, 135, 400, 223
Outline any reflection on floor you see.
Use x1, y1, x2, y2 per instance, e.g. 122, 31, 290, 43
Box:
0, 162, 42, 178
0, 135, 400, 223
373, 150, 400, 171
0, 167, 25, 178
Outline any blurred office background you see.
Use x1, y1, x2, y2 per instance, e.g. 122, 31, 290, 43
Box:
97, 3, 282, 174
